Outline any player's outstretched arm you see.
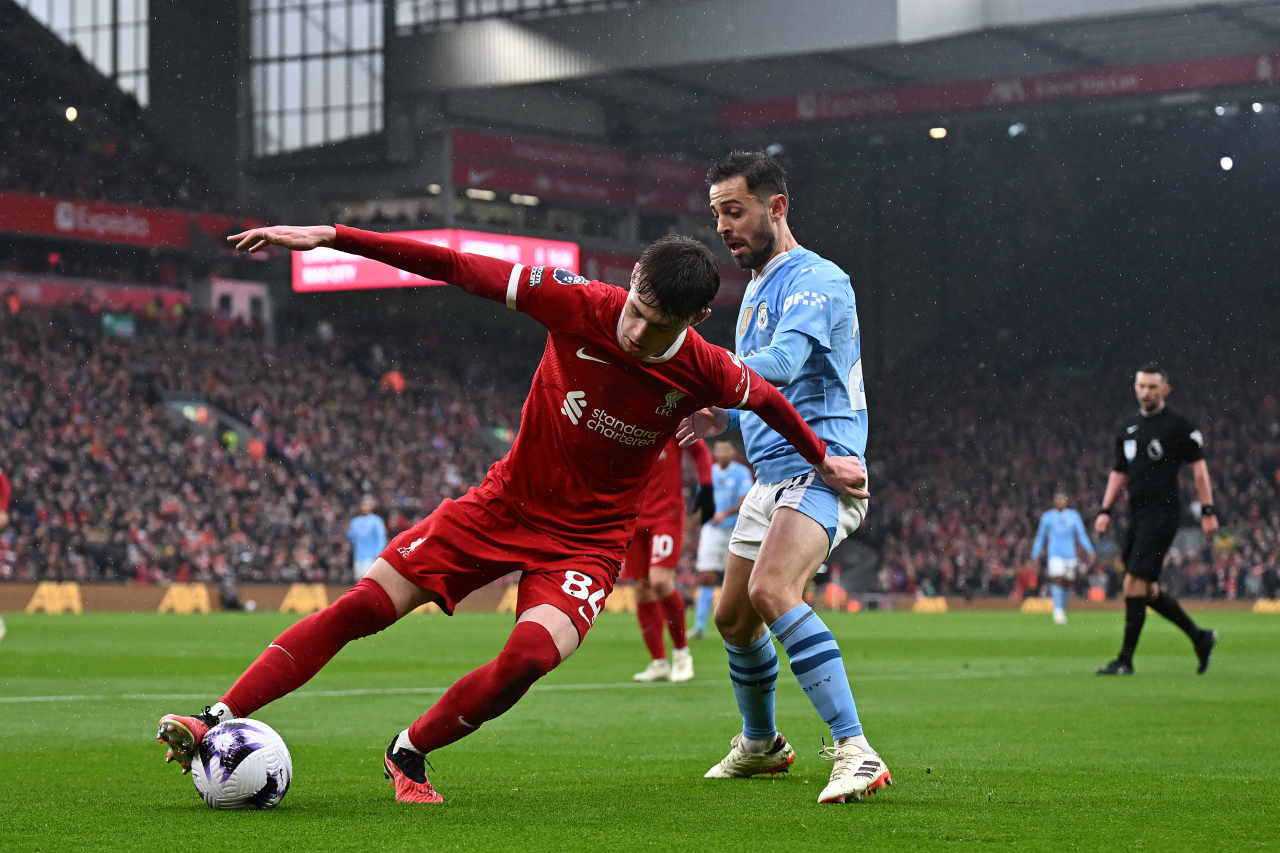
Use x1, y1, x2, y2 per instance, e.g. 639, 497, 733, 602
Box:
229, 225, 336, 253
230, 225, 517, 304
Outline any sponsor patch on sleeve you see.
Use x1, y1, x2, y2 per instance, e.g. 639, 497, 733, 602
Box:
552, 268, 590, 286
529, 266, 545, 286
1189, 429, 1204, 447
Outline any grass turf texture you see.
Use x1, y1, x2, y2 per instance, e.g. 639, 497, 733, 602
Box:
1, 609, 1277, 851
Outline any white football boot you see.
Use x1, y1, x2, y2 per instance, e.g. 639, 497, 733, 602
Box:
1053, 608, 1067, 625
633, 658, 672, 682
670, 647, 694, 682
704, 733, 795, 778
817, 739, 891, 803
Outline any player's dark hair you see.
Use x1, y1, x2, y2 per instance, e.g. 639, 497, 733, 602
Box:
1137, 362, 1168, 383
707, 151, 788, 203
634, 235, 720, 322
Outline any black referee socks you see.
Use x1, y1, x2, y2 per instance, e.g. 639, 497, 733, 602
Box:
1119, 596, 1147, 664
1149, 591, 1200, 639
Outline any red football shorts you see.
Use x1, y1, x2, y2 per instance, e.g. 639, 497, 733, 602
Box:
619, 514, 684, 580
381, 486, 619, 641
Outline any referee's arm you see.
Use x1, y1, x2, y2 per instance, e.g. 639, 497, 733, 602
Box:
1095, 471, 1127, 534
1191, 460, 1219, 538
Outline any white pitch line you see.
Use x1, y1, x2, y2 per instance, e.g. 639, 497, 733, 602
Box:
0, 669, 1049, 705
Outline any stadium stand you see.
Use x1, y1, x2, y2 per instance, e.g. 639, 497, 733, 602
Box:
0, 1, 225, 211
2, 297, 1277, 600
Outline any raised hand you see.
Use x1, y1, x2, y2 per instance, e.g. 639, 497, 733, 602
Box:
816, 454, 870, 500
676, 407, 731, 447
228, 225, 337, 254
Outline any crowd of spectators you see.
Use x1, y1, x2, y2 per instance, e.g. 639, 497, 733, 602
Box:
0, 1, 227, 211
0, 306, 538, 587
1, 283, 1277, 601
863, 290, 1280, 602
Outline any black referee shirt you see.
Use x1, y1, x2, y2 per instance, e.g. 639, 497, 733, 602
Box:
1113, 406, 1204, 509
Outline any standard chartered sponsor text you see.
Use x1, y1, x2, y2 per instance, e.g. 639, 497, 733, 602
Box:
586, 408, 659, 447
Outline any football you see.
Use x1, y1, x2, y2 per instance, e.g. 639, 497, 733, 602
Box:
191, 720, 293, 810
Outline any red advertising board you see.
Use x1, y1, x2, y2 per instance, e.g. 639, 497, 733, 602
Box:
0, 272, 190, 311
0, 191, 191, 248
721, 53, 1280, 130
452, 131, 709, 217
292, 228, 579, 293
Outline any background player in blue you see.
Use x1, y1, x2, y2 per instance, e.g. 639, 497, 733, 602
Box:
1031, 492, 1095, 625
679, 151, 887, 804
347, 494, 387, 580
691, 440, 754, 639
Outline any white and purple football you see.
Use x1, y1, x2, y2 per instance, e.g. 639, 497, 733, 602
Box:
191, 719, 292, 810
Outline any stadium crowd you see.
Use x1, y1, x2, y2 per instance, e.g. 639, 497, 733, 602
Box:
1, 290, 1277, 601
864, 297, 1280, 601
0, 306, 536, 587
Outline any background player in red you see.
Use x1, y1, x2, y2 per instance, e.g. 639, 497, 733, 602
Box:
155, 223, 869, 804
627, 436, 713, 683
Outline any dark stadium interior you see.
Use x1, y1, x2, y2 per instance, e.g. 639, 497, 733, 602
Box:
2, 0, 1279, 603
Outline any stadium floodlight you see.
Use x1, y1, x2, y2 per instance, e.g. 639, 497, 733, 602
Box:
1253, 103, 1264, 113
1215, 105, 1226, 116
427, 184, 442, 195
1008, 123, 1026, 137
65, 106, 77, 121
510, 194, 540, 206
765, 143, 785, 156
929, 127, 947, 139
465, 188, 498, 201
1220, 156, 1234, 171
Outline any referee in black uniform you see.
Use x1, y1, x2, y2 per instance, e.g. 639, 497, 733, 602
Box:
1095, 364, 1219, 675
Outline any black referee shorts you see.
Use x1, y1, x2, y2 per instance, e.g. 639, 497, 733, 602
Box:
1121, 503, 1181, 582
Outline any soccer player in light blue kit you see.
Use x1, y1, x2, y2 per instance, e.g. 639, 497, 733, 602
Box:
679, 152, 887, 803
1031, 492, 1095, 625
347, 494, 387, 581
691, 440, 754, 638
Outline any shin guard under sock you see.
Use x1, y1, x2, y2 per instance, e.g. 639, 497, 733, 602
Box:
636, 599, 666, 660
725, 632, 778, 741
1149, 591, 1200, 639
772, 604, 863, 740
221, 578, 397, 717
661, 590, 688, 650
408, 620, 561, 753
1119, 596, 1147, 664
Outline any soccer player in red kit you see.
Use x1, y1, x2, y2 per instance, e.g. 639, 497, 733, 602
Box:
625, 436, 713, 683
156, 223, 868, 804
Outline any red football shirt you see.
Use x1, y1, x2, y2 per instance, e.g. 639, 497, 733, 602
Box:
636, 437, 712, 528
334, 226, 826, 556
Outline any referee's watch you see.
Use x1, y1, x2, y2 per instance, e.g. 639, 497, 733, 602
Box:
1200, 505, 1216, 517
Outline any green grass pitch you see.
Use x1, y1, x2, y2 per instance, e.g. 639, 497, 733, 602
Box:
2, 608, 1278, 851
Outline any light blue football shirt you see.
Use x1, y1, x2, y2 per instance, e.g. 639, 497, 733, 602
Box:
732, 248, 867, 484
711, 460, 754, 530
1031, 508, 1094, 560
347, 513, 388, 562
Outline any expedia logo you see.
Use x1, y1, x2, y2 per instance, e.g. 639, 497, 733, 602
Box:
561, 391, 586, 424
655, 388, 686, 417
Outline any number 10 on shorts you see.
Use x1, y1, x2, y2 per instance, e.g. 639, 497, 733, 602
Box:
562, 570, 606, 625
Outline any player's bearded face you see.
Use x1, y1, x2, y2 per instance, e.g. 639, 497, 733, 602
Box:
726, 209, 776, 270
1134, 372, 1167, 412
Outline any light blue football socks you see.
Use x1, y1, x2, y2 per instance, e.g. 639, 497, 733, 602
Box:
1051, 585, 1067, 612
724, 632, 779, 741
694, 586, 715, 634
771, 604, 863, 740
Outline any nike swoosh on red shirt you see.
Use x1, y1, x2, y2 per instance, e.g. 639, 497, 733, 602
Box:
575, 348, 609, 364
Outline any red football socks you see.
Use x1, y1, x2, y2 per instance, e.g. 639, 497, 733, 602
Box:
661, 590, 688, 650
408, 620, 561, 753
221, 578, 397, 718
636, 599, 666, 659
